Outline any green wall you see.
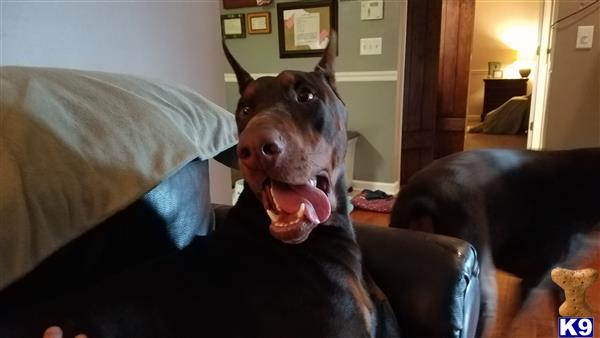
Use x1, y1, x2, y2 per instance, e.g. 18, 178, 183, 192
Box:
222, 0, 406, 183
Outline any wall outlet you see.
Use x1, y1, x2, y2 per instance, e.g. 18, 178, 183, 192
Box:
576, 26, 594, 49
361, 0, 384, 20
360, 37, 382, 55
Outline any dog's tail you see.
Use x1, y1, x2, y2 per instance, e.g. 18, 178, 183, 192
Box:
389, 193, 436, 233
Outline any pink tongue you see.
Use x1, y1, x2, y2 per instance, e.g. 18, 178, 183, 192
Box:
271, 181, 331, 224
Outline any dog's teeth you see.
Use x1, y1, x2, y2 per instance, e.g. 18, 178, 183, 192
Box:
266, 210, 279, 222
274, 199, 281, 212
308, 178, 317, 187
296, 203, 305, 218
270, 186, 281, 211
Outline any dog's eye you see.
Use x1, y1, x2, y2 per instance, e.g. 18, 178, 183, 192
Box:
297, 89, 316, 103
239, 104, 252, 116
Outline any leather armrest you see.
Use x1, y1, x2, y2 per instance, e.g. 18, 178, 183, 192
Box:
214, 145, 239, 170
354, 224, 480, 338
212, 204, 232, 230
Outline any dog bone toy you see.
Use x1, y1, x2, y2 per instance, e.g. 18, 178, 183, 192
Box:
551, 267, 598, 317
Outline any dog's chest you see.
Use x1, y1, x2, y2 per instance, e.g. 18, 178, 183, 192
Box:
227, 243, 374, 337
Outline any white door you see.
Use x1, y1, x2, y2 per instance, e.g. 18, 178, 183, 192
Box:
528, 0, 556, 149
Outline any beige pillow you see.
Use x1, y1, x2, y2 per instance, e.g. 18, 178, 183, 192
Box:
0, 66, 237, 289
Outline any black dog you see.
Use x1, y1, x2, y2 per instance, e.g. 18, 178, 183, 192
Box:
389, 148, 600, 335
0, 33, 399, 338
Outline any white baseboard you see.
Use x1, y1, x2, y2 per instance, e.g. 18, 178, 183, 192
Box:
225, 70, 398, 83
471, 69, 488, 76
351, 180, 400, 196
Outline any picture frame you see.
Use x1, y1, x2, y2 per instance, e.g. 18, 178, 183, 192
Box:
277, 0, 338, 58
487, 61, 502, 78
247, 12, 271, 34
221, 14, 246, 39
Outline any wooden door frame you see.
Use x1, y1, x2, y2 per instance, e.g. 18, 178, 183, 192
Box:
435, 0, 475, 159
400, 0, 475, 184
399, 0, 443, 184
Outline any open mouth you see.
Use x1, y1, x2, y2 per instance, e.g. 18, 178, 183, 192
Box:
262, 176, 331, 244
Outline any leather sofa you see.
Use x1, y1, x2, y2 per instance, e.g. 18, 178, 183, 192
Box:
0, 154, 481, 338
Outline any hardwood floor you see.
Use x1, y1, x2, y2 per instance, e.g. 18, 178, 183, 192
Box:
350, 209, 390, 226
492, 231, 600, 338
464, 118, 527, 150
464, 131, 527, 150
351, 209, 600, 338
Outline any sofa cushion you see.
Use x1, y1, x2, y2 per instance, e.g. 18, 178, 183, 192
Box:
0, 66, 237, 289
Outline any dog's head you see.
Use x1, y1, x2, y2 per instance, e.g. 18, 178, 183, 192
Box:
224, 32, 348, 244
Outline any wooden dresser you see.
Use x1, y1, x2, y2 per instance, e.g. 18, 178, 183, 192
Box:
482, 78, 528, 121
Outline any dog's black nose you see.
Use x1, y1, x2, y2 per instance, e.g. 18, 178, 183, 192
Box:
261, 142, 282, 156
238, 131, 284, 171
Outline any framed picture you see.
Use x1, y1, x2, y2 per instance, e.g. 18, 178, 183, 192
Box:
277, 0, 338, 58
247, 12, 271, 34
487, 61, 502, 78
221, 14, 246, 39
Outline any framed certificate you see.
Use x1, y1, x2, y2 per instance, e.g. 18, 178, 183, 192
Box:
277, 0, 337, 58
247, 12, 271, 34
221, 14, 246, 39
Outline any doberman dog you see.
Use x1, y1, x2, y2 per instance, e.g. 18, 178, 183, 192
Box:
0, 33, 399, 338
389, 148, 600, 335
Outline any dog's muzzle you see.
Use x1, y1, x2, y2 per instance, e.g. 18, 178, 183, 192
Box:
262, 179, 331, 244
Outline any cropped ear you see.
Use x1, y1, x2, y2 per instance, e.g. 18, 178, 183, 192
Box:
223, 40, 253, 95
314, 30, 337, 90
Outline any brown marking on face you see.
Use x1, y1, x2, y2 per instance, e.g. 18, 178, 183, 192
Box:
276, 71, 296, 87
345, 275, 374, 334
242, 81, 258, 99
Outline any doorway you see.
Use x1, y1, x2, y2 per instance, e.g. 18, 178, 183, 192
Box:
400, 0, 548, 184
463, 1, 542, 151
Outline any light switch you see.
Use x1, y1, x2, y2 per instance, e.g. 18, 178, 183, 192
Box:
576, 26, 594, 49
360, 37, 382, 55
361, 1, 384, 20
